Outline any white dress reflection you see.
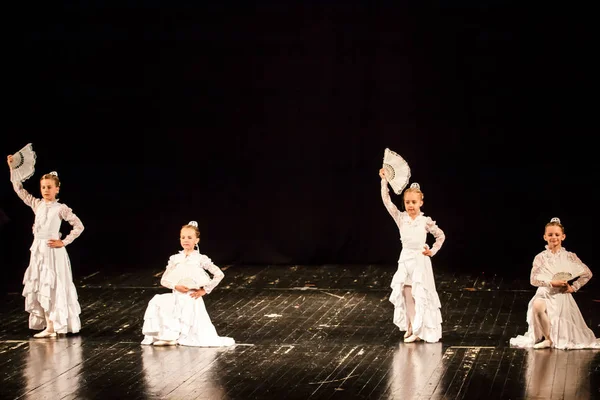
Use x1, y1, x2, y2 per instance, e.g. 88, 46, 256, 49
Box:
387, 343, 443, 399
141, 344, 229, 399
524, 349, 599, 400
22, 336, 83, 399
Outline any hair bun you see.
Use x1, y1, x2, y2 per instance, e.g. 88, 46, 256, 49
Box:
188, 221, 198, 227
410, 182, 420, 190
550, 217, 561, 224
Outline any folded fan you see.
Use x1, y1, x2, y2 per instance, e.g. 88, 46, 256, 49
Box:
9, 143, 36, 183
382, 148, 411, 194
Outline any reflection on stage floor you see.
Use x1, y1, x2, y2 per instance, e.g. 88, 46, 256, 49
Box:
1, 264, 598, 399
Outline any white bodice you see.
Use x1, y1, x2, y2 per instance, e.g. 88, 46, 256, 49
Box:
399, 214, 428, 250
161, 251, 225, 294
33, 201, 63, 240
531, 246, 592, 292
13, 181, 84, 246
380, 180, 446, 256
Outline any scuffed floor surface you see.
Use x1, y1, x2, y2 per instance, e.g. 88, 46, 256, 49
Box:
1, 264, 598, 399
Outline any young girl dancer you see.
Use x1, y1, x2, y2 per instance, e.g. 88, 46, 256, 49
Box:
379, 168, 445, 343
510, 217, 600, 349
7, 156, 84, 338
141, 221, 235, 347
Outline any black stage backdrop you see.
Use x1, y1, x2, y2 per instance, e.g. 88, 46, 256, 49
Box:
1, 3, 597, 291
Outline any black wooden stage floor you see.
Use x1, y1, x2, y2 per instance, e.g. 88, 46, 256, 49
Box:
1, 265, 599, 400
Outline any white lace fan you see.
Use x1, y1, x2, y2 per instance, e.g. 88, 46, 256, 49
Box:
9, 143, 37, 183
552, 272, 574, 281
382, 148, 411, 194
551, 271, 584, 285
539, 260, 586, 284
163, 264, 211, 290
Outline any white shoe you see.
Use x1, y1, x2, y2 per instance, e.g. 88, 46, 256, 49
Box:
141, 336, 154, 345
153, 340, 177, 346
533, 339, 552, 349
33, 329, 57, 338
403, 330, 413, 339
404, 334, 421, 343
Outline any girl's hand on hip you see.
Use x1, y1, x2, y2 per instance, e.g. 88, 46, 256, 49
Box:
422, 246, 432, 257
175, 285, 190, 293
190, 288, 206, 299
47, 240, 64, 248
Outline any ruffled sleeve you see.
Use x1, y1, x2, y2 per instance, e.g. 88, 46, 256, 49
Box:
160, 255, 178, 289
425, 217, 445, 256
59, 204, 84, 246
12, 179, 41, 211
381, 179, 402, 227
568, 252, 593, 292
530, 254, 552, 288
201, 255, 224, 294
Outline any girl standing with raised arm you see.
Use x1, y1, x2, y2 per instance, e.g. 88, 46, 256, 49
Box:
7, 155, 84, 338
510, 217, 599, 349
141, 221, 234, 347
380, 168, 445, 343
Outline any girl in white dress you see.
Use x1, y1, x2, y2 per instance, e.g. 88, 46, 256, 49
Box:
510, 217, 600, 349
7, 156, 84, 338
141, 221, 235, 347
379, 169, 445, 343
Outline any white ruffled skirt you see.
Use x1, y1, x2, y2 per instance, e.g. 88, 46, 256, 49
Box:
389, 249, 442, 343
22, 239, 81, 334
142, 291, 235, 347
510, 287, 600, 349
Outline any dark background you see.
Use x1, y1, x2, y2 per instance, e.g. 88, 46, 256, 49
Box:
1, 3, 597, 292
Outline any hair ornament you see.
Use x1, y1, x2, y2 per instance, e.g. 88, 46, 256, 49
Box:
49, 171, 58, 177
188, 220, 198, 227
550, 217, 561, 224
410, 182, 420, 190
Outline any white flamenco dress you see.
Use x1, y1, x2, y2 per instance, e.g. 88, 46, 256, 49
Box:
381, 180, 446, 343
510, 246, 600, 349
141, 251, 235, 347
12, 179, 84, 333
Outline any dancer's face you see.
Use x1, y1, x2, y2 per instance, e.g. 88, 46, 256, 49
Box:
543, 225, 565, 251
180, 227, 199, 252
40, 179, 59, 202
403, 192, 423, 218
